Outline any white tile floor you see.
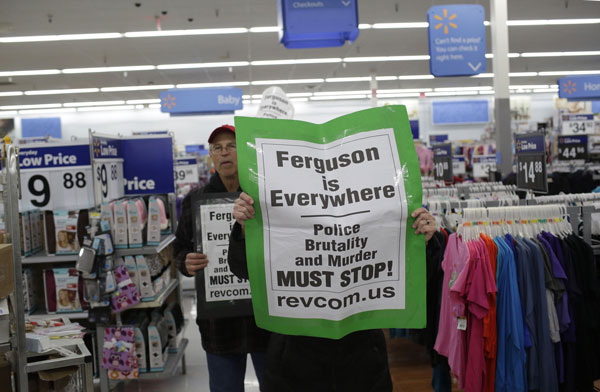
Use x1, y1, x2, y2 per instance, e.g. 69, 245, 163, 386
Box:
120, 292, 261, 392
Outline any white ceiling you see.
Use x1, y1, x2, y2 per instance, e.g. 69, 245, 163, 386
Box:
0, 0, 599, 108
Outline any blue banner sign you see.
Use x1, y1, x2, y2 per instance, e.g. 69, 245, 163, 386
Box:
427, 4, 486, 77
515, 134, 545, 155
19, 144, 91, 169
159, 87, 243, 115
432, 100, 489, 124
472, 155, 497, 164
21, 117, 62, 139
122, 136, 175, 195
175, 158, 197, 166
558, 74, 600, 100
429, 134, 449, 145
92, 136, 122, 159
278, 0, 359, 49
433, 143, 452, 157
558, 135, 587, 146
409, 120, 419, 139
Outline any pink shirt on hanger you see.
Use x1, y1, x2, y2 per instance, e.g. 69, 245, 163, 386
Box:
434, 233, 470, 389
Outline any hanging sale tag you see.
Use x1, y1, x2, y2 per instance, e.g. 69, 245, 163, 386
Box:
235, 106, 425, 339
19, 143, 94, 210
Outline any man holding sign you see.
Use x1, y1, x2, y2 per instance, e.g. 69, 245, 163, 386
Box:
228, 106, 439, 391
174, 124, 269, 391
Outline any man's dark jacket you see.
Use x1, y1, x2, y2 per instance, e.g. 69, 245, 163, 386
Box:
174, 172, 270, 354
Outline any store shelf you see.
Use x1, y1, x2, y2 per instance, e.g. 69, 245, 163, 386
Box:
130, 280, 178, 309
138, 338, 188, 380
30, 310, 89, 320
114, 234, 175, 257
22, 253, 78, 265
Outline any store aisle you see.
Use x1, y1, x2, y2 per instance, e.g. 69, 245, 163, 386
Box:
121, 292, 260, 392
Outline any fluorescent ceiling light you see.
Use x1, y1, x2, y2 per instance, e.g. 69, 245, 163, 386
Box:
434, 86, 493, 92
325, 77, 371, 82
100, 84, 174, 92
379, 88, 432, 93
148, 104, 162, 109
314, 90, 371, 96
507, 18, 600, 26
377, 93, 421, 98
509, 84, 549, 89
538, 70, 600, 76
0, 103, 61, 110
124, 28, 248, 38
249, 26, 280, 33
157, 61, 249, 70
344, 55, 430, 62
425, 91, 478, 97
290, 97, 309, 102
372, 22, 429, 29
135, 105, 144, 109
0, 33, 122, 43
471, 73, 494, 78
509, 72, 538, 77
0, 111, 17, 116
358, 24, 372, 29
77, 105, 135, 112
176, 81, 250, 88
521, 51, 600, 57
0, 69, 60, 77
533, 88, 559, 93
286, 92, 313, 97
25, 88, 100, 95
126, 99, 161, 104
251, 79, 324, 85
64, 100, 125, 107
485, 53, 520, 58
19, 108, 76, 114
62, 65, 156, 74
479, 91, 496, 95
310, 95, 368, 101
251, 58, 342, 66
398, 75, 434, 80
0, 91, 23, 97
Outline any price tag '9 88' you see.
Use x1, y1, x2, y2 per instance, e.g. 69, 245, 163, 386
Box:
93, 160, 124, 204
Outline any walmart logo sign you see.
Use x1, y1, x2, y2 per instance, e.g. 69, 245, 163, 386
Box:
558, 74, 600, 99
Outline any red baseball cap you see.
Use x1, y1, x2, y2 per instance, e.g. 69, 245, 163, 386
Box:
208, 124, 235, 143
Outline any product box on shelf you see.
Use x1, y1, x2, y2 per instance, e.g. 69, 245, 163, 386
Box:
42, 211, 56, 255
43, 268, 84, 313
0, 244, 14, 299
54, 210, 80, 255
124, 256, 140, 292
147, 197, 161, 245
100, 202, 114, 236
0, 298, 9, 344
127, 199, 144, 248
148, 315, 169, 372
113, 200, 128, 249
22, 268, 37, 314
19, 211, 32, 257
135, 255, 155, 300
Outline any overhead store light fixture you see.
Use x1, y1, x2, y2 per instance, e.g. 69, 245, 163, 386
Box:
425, 91, 477, 97
251, 79, 324, 85
148, 104, 162, 109
290, 97, 309, 102
126, 99, 161, 104
62, 65, 156, 74
314, 90, 371, 96
521, 51, 600, 57
251, 58, 342, 65
377, 93, 421, 98
176, 81, 250, 88
507, 18, 600, 26
100, 84, 174, 92
434, 86, 493, 92
0, 103, 61, 110
398, 75, 435, 80
310, 95, 369, 100
0, 91, 24, 96
509, 84, 550, 89
343, 55, 430, 62
509, 72, 538, 77
538, 70, 600, 76
25, 88, 100, 95
371, 22, 429, 29
0, 32, 122, 43
64, 100, 126, 107
157, 61, 249, 70
124, 28, 248, 38
0, 110, 17, 117
379, 88, 433, 93
286, 92, 314, 97
249, 26, 280, 33
0, 69, 60, 77
77, 105, 135, 112
533, 88, 559, 93
18, 108, 77, 114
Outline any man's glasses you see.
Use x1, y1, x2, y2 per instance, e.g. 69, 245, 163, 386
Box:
210, 143, 237, 154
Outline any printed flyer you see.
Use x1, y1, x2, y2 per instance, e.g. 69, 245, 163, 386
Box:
235, 105, 425, 338
192, 193, 253, 318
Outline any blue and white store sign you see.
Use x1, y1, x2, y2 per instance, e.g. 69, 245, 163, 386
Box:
278, 0, 359, 48
558, 75, 600, 100
561, 114, 596, 135
174, 157, 199, 185
427, 4, 486, 77
122, 136, 175, 195
19, 143, 94, 210
159, 87, 243, 115
91, 134, 125, 203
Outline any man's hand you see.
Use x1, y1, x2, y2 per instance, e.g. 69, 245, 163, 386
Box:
233, 192, 255, 227
411, 208, 436, 243
185, 253, 209, 275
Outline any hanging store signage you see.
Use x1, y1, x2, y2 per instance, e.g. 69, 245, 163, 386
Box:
91, 134, 125, 204
427, 4, 486, 77
429, 134, 448, 145
472, 154, 497, 178
433, 143, 453, 182
557, 135, 588, 161
561, 113, 596, 135
452, 155, 466, 175
174, 157, 199, 185
159, 87, 243, 116
515, 133, 547, 193
235, 106, 425, 339
277, 0, 359, 49
558, 74, 600, 100
19, 143, 94, 210
121, 136, 175, 195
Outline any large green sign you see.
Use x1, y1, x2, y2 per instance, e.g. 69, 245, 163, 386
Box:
235, 106, 425, 339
